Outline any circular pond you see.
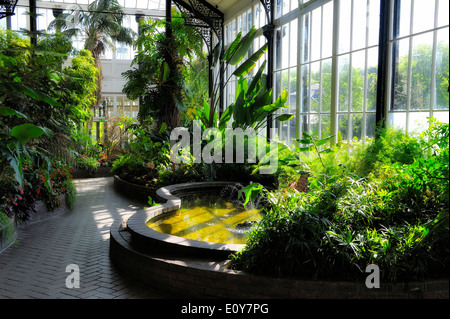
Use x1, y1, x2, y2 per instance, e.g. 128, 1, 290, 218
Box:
147, 194, 262, 245
125, 181, 260, 258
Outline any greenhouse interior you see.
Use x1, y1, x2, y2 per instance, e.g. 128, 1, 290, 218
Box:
0, 0, 449, 301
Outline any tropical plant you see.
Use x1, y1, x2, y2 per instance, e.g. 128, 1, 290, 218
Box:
49, 0, 135, 108
194, 27, 292, 131
122, 13, 203, 130
0, 107, 52, 188
0, 29, 99, 165
231, 119, 449, 283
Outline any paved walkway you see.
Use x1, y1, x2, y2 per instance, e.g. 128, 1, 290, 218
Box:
0, 177, 174, 299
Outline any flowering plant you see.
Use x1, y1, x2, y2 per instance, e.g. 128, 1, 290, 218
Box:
0, 160, 75, 221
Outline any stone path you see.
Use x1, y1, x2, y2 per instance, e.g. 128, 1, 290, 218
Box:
0, 177, 175, 299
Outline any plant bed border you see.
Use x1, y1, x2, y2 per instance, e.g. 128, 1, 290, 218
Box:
0, 215, 16, 254
1, 194, 71, 254
126, 181, 244, 259
72, 166, 113, 179
110, 181, 449, 299
17, 194, 71, 229
114, 174, 157, 202
110, 219, 449, 299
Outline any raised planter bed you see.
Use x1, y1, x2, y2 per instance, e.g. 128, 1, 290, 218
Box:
114, 174, 157, 202
110, 219, 449, 299
18, 194, 71, 228
0, 194, 72, 255
0, 215, 16, 254
110, 182, 450, 299
72, 166, 113, 179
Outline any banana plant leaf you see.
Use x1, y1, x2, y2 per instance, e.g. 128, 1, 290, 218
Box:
227, 27, 257, 66
233, 43, 268, 78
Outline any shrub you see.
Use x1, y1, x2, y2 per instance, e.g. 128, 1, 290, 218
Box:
231, 119, 449, 283
77, 155, 100, 176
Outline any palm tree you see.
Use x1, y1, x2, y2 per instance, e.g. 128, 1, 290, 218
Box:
50, 0, 135, 109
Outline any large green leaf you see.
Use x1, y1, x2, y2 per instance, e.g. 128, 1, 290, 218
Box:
212, 40, 222, 68
247, 61, 267, 97
228, 27, 257, 66
223, 32, 242, 62
275, 114, 294, 122
218, 104, 234, 131
10, 123, 53, 144
0, 82, 62, 107
233, 43, 268, 77
0, 107, 29, 120
233, 91, 246, 126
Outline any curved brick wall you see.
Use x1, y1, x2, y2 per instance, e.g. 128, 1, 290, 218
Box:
110, 180, 449, 299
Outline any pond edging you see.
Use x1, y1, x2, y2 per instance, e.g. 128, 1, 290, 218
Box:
110, 180, 449, 299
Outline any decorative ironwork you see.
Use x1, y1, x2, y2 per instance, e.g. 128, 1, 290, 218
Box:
0, 0, 18, 19
173, 0, 224, 46
260, 0, 273, 23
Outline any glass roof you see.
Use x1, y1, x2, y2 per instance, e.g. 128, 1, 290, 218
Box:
34, 0, 166, 10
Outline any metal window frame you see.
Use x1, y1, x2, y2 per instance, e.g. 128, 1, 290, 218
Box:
387, 0, 449, 133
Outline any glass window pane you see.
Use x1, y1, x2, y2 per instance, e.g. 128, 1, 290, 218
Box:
282, 69, 289, 97
310, 62, 321, 113
321, 59, 332, 113
310, 7, 322, 61
352, 50, 366, 112
438, 0, 450, 27
434, 111, 450, 123
368, 0, 381, 47
366, 113, 377, 138
435, 28, 449, 110
290, 19, 298, 68
289, 117, 297, 142
310, 114, 320, 138
275, 27, 283, 70
388, 112, 407, 131
408, 112, 429, 133
282, 24, 290, 69
302, 12, 311, 63
338, 0, 352, 53
413, 0, 435, 34
338, 114, 350, 140
301, 65, 310, 113
338, 55, 350, 112
397, 0, 412, 38
367, 48, 378, 112
410, 32, 433, 110
322, 2, 334, 58
321, 114, 331, 138
392, 38, 410, 110
351, 113, 364, 140
352, 0, 367, 51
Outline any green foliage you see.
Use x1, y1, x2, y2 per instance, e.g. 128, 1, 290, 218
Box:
111, 126, 172, 184
232, 119, 449, 283
1, 29, 99, 187
64, 179, 77, 210
123, 13, 203, 130
77, 155, 100, 177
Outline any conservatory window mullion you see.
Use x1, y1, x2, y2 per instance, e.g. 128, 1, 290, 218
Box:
330, 0, 340, 142
295, 8, 302, 141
